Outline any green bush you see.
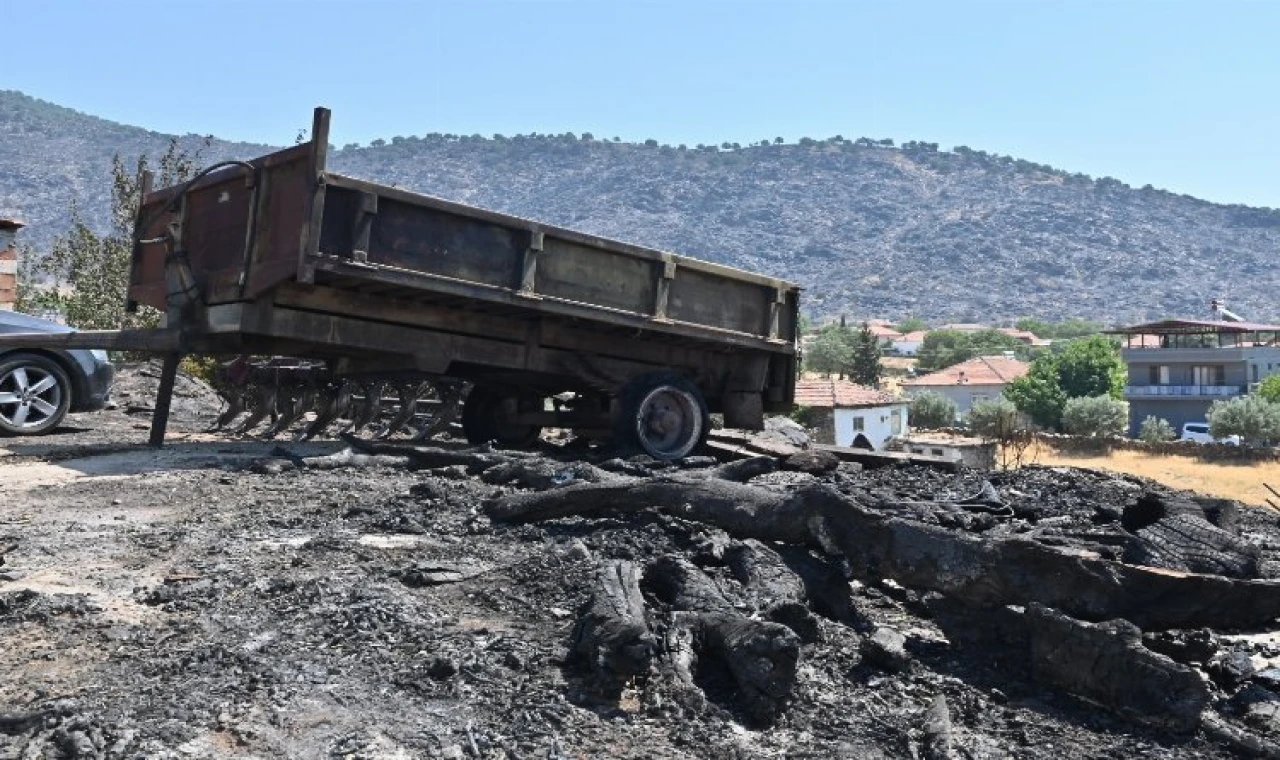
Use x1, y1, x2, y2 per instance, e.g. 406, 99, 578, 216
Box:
1208, 395, 1280, 443
1137, 416, 1176, 443
1061, 396, 1128, 437
967, 397, 1022, 440
1257, 374, 1280, 404
909, 391, 957, 429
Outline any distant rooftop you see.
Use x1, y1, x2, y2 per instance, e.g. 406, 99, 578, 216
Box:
794, 379, 901, 409
903, 355, 1029, 387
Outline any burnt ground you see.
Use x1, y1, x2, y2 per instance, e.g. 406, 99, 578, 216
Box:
3, 363, 1280, 758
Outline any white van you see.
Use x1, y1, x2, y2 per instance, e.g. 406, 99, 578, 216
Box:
1179, 422, 1240, 445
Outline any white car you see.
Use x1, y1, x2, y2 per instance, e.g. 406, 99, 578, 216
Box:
1179, 422, 1241, 445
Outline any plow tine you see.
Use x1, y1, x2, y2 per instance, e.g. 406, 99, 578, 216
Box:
296, 379, 352, 441
374, 381, 431, 439
412, 382, 464, 441
210, 391, 246, 432
342, 381, 385, 437
263, 383, 314, 439
233, 382, 278, 436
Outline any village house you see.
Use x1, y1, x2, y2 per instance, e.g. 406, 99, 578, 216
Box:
901, 354, 1030, 419
892, 330, 927, 356
794, 378, 908, 450
1109, 317, 1280, 436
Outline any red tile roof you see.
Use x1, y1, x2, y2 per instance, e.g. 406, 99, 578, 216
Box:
903, 355, 1029, 387
866, 324, 904, 339
794, 379, 902, 409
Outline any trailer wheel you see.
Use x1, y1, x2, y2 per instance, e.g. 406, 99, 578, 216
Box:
615, 373, 709, 460
462, 387, 542, 448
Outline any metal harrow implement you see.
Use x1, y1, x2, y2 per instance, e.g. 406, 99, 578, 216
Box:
208, 356, 465, 442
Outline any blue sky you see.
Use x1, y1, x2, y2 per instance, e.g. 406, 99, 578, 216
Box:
8, 0, 1280, 207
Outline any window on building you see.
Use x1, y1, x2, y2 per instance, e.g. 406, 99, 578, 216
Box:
852, 416, 865, 431
890, 409, 903, 435
1149, 365, 1171, 384
1193, 365, 1224, 386
931, 448, 944, 457
1254, 365, 1261, 383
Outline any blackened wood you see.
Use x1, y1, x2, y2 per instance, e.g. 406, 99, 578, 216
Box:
569, 561, 656, 696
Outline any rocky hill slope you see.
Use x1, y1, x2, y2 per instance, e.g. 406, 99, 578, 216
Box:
4, 89, 1280, 324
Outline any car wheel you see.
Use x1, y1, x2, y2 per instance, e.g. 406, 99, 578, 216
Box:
0, 353, 73, 436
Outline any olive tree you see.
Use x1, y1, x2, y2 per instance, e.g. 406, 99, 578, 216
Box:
967, 397, 1036, 469
1208, 395, 1280, 444
909, 391, 956, 429
1138, 416, 1176, 443
1061, 396, 1128, 438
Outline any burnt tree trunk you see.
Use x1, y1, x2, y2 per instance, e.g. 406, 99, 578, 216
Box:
725, 539, 821, 642
487, 480, 1280, 630
569, 561, 656, 696
646, 554, 801, 724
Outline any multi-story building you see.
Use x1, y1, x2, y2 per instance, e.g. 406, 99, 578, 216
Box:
1111, 318, 1280, 436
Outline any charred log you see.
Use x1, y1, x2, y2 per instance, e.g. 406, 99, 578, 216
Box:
1125, 513, 1260, 578
488, 480, 1280, 630
568, 561, 656, 697
725, 539, 820, 643
646, 555, 801, 724
1023, 604, 1209, 732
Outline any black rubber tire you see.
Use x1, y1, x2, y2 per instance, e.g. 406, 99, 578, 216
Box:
613, 372, 710, 460
0, 352, 73, 436
462, 386, 543, 448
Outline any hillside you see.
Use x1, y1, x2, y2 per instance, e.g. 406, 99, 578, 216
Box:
4, 89, 1280, 324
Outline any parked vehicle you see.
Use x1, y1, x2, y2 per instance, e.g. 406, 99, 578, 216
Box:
0, 311, 114, 435
1179, 422, 1240, 445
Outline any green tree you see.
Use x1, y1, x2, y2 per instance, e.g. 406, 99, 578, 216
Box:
1257, 374, 1280, 403
967, 397, 1019, 438
967, 397, 1037, 469
1005, 359, 1068, 429
1053, 336, 1126, 399
1138, 416, 1177, 443
1208, 395, 1280, 444
916, 329, 1024, 372
1005, 336, 1125, 430
909, 391, 957, 429
850, 322, 882, 386
1061, 396, 1128, 437
804, 327, 855, 377
23, 139, 204, 330
1014, 317, 1105, 340
895, 316, 929, 334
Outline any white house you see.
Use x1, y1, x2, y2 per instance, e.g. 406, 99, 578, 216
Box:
901, 355, 1030, 419
892, 330, 927, 356
794, 379, 908, 450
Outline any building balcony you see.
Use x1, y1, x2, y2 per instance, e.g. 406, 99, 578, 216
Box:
1123, 384, 1245, 398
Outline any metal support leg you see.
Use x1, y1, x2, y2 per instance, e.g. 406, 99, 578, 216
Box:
150, 353, 181, 447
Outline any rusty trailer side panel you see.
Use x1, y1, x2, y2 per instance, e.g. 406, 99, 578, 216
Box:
125, 108, 799, 421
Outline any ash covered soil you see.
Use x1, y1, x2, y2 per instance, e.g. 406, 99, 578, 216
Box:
4, 364, 1280, 758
